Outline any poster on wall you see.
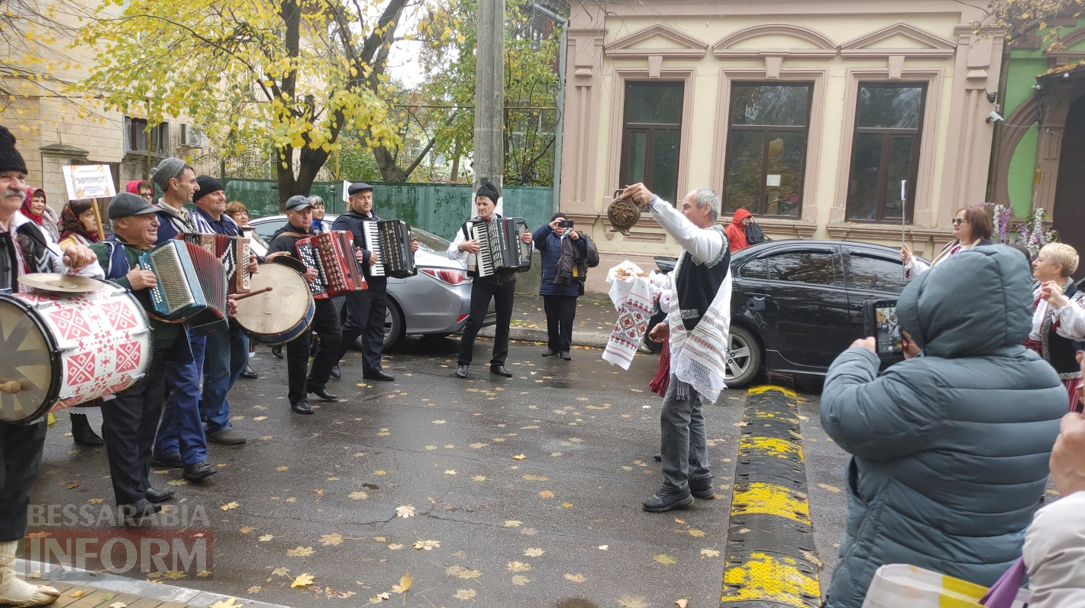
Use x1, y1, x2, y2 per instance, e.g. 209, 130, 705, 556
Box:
62, 165, 116, 201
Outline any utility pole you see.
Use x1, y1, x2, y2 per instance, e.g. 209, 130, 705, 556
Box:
472, 0, 505, 205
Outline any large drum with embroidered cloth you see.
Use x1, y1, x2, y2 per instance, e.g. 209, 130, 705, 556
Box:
0, 281, 152, 424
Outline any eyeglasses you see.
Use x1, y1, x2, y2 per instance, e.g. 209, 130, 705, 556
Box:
952, 218, 968, 226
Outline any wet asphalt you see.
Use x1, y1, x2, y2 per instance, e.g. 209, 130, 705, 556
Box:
31, 330, 851, 608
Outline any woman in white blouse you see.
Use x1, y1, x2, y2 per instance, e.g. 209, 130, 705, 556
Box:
1027, 243, 1085, 412
900, 205, 993, 279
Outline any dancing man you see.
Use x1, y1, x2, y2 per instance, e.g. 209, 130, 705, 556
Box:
621, 183, 732, 513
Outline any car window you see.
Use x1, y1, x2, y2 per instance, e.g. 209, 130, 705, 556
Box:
848, 253, 909, 293
763, 251, 836, 285
252, 220, 284, 241
737, 257, 768, 279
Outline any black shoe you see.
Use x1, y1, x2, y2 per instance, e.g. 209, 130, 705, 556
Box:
71, 413, 104, 446
560, 351, 571, 361
241, 365, 258, 379
120, 499, 161, 525
456, 365, 469, 379
145, 487, 176, 503
689, 478, 715, 499
183, 460, 217, 481
291, 401, 313, 414
271, 345, 283, 359
151, 452, 183, 468
653, 453, 662, 462
308, 387, 339, 401
641, 490, 694, 513
541, 349, 558, 357
207, 429, 247, 445
490, 365, 513, 378
363, 371, 395, 382
330, 365, 341, 379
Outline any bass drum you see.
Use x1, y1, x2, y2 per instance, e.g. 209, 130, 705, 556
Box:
0, 285, 153, 424
235, 262, 314, 345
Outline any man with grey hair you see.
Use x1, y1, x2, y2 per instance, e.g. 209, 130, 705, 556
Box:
620, 182, 732, 512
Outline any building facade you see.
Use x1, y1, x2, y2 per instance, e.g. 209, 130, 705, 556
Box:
558, 1, 1005, 285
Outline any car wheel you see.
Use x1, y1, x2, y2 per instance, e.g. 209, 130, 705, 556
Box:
383, 300, 405, 352
725, 326, 762, 388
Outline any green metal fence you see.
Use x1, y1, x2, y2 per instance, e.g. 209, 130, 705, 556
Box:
220, 179, 554, 241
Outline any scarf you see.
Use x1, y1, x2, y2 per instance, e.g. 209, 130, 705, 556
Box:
20, 188, 60, 243
59, 205, 100, 244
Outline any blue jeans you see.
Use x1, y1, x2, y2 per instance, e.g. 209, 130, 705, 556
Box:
659, 374, 711, 494
200, 322, 248, 436
155, 334, 207, 464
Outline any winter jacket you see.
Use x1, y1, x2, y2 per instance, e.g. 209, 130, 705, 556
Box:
724, 208, 751, 253
1024, 491, 1085, 608
532, 225, 586, 297
820, 246, 1066, 608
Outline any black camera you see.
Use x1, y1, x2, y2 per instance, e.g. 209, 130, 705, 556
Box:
558, 220, 574, 228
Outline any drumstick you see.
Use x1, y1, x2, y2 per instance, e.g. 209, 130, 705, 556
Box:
0, 379, 31, 394
232, 286, 274, 301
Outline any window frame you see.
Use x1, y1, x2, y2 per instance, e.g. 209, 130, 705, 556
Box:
722, 81, 814, 218
618, 80, 685, 206
844, 82, 927, 224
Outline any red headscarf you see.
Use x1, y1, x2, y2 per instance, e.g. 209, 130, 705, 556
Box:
21, 187, 46, 225
125, 180, 143, 195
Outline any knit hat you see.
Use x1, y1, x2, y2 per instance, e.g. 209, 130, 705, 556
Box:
475, 181, 500, 206
551, 212, 568, 222
149, 157, 187, 192
0, 126, 27, 174
194, 175, 224, 202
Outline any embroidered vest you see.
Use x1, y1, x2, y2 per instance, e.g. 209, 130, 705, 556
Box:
1041, 280, 1084, 379
675, 225, 730, 331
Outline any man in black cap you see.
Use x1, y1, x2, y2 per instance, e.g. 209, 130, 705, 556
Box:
266, 195, 343, 413
446, 181, 532, 379
329, 182, 417, 382
0, 124, 98, 606
191, 176, 257, 445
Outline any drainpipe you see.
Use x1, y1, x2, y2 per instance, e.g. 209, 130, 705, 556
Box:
532, 3, 567, 215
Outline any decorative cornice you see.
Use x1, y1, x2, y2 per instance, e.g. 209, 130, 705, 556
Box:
605, 24, 708, 60
825, 222, 953, 242
840, 22, 956, 59
713, 23, 837, 60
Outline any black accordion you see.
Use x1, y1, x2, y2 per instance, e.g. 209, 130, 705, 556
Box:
468, 217, 532, 277
362, 220, 416, 279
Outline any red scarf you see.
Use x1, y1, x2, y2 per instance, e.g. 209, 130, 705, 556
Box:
21, 188, 46, 225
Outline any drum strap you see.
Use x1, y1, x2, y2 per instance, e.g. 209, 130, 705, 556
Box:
103, 240, 131, 281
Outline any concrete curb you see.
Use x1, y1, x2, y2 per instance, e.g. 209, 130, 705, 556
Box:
478, 325, 613, 350
16, 558, 288, 608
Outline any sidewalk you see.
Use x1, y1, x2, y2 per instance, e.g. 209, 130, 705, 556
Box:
478, 292, 623, 349
15, 559, 286, 608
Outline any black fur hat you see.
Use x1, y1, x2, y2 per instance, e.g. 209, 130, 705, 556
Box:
0, 126, 27, 174
475, 180, 500, 206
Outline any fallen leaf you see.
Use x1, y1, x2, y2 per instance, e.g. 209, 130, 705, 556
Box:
445, 565, 481, 580
69, 590, 86, 598
507, 561, 531, 572
675, 599, 690, 608
688, 528, 705, 538
209, 599, 241, 608
369, 592, 390, 603
291, 573, 314, 589
472, 475, 486, 482
271, 567, 290, 577
454, 589, 476, 600
654, 554, 676, 565
444, 470, 456, 475
167, 479, 189, 486
276, 466, 289, 471
598, 545, 608, 551
287, 546, 315, 557
512, 454, 525, 460
320, 533, 343, 546
395, 505, 415, 518
349, 491, 369, 500
239, 526, 256, 534
413, 539, 440, 551
819, 483, 842, 493
511, 574, 531, 586
109, 602, 127, 608
67, 482, 79, 489
523, 547, 545, 557
564, 573, 586, 584
247, 586, 261, 594
538, 490, 554, 499
259, 534, 273, 542
87, 498, 104, 504
504, 520, 522, 528
387, 543, 403, 550
374, 470, 387, 476
433, 420, 446, 424
221, 502, 239, 511
700, 548, 720, 558
253, 416, 267, 421
522, 474, 548, 481
469, 442, 488, 449
391, 572, 412, 594
619, 596, 649, 608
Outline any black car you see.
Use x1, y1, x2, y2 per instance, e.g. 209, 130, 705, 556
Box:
716, 240, 922, 387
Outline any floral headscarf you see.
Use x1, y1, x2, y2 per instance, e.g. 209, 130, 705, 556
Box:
60, 200, 100, 244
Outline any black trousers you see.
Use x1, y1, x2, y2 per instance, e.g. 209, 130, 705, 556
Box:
289, 299, 341, 403
458, 278, 515, 367
0, 420, 47, 541
101, 352, 166, 506
335, 287, 388, 373
543, 294, 578, 352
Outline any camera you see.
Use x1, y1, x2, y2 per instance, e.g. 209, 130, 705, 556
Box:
558, 220, 574, 228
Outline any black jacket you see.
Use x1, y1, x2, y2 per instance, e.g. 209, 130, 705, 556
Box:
331, 209, 386, 289
267, 222, 317, 256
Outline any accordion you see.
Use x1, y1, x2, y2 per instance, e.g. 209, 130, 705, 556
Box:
139, 240, 228, 333
295, 230, 367, 299
175, 233, 251, 294
362, 220, 417, 279
469, 217, 533, 277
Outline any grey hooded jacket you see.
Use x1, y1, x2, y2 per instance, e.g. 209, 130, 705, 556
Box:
821, 246, 1065, 608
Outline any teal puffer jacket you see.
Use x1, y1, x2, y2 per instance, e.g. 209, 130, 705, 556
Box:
820, 246, 1065, 608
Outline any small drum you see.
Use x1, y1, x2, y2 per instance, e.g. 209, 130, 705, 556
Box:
234, 262, 314, 345
0, 285, 153, 424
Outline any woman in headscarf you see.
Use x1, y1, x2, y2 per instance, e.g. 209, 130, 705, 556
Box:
57, 199, 101, 251
17, 186, 59, 244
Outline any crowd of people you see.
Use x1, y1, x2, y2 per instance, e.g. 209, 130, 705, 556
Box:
1, 114, 1084, 607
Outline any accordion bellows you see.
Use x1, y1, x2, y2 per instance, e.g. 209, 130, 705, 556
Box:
139, 240, 227, 332
176, 233, 251, 294
469, 217, 532, 277
295, 230, 367, 299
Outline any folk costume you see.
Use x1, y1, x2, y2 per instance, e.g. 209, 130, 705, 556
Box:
1025, 278, 1085, 412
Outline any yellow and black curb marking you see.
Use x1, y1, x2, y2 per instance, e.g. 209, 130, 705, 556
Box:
720, 384, 821, 608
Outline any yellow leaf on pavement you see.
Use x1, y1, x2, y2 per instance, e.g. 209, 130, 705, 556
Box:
220, 502, 239, 511
391, 572, 412, 594
291, 573, 314, 589
506, 561, 531, 572
209, 599, 241, 608
654, 554, 676, 565
564, 573, 586, 583
504, 520, 522, 528
287, 546, 315, 557
271, 567, 289, 577
395, 505, 415, 518
454, 589, 476, 600
320, 533, 343, 546
349, 491, 368, 500
538, 490, 554, 498
523, 548, 544, 557
369, 591, 390, 603
619, 596, 649, 608
512, 454, 525, 460
511, 575, 530, 585
676, 599, 690, 608
413, 539, 440, 551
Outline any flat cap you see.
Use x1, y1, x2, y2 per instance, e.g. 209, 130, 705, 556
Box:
108, 192, 158, 219
285, 195, 313, 212
347, 182, 373, 195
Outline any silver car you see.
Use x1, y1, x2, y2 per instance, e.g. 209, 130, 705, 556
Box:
248, 214, 495, 350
